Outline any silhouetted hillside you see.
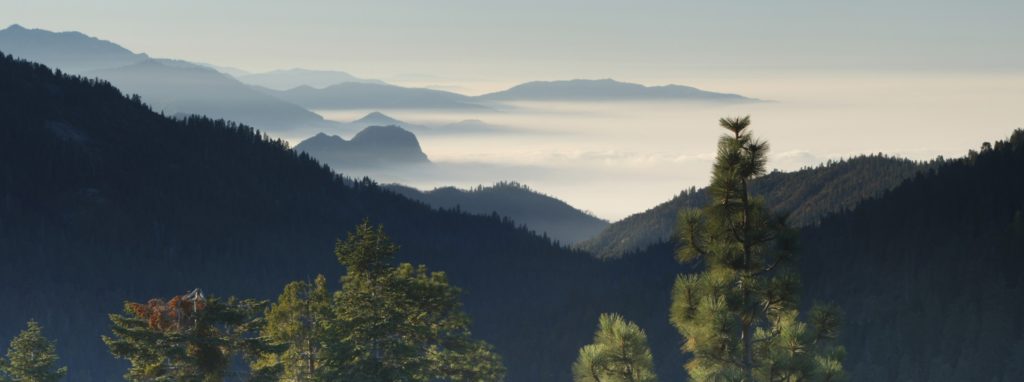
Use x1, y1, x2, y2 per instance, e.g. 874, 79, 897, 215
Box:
87, 59, 333, 131
0, 52, 671, 382
386, 182, 609, 244
0, 25, 333, 132
578, 155, 926, 258
294, 125, 430, 169
618, 130, 1024, 382
477, 79, 756, 102
796, 133, 1024, 381
0, 24, 147, 73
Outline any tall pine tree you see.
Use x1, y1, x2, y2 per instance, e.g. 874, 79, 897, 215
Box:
572, 313, 657, 382
315, 222, 506, 381
671, 116, 844, 382
0, 321, 67, 382
255, 276, 332, 382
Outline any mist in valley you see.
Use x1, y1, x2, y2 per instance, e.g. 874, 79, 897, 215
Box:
296, 70, 1024, 220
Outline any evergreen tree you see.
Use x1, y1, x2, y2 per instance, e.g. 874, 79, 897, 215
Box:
318, 222, 506, 381
256, 276, 332, 382
0, 321, 67, 382
102, 290, 282, 382
572, 313, 657, 382
671, 116, 844, 382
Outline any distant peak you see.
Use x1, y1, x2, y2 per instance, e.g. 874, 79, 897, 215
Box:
5, 24, 25, 31
353, 111, 402, 124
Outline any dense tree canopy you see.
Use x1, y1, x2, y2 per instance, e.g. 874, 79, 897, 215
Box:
319, 222, 506, 382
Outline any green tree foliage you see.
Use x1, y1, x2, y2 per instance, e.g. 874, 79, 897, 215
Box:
671, 117, 844, 382
572, 313, 657, 382
256, 276, 331, 382
102, 291, 281, 382
317, 222, 506, 381
0, 321, 67, 382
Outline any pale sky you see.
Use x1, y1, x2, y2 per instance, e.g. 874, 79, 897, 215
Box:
2, 0, 1021, 88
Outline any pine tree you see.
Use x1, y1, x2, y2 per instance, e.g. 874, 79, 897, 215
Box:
671, 116, 844, 382
0, 321, 67, 382
318, 222, 506, 381
103, 290, 282, 382
255, 275, 331, 382
572, 313, 657, 382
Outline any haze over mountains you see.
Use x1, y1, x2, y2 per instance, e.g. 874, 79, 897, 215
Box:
260, 82, 488, 110
3, 50, 1024, 382
87, 59, 334, 131
477, 79, 758, 102
236, 68, 386, 90
0, 25, 757, 116
0, 24, 146, 73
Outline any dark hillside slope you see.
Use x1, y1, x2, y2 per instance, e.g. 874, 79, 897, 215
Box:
387, 182, 609, 245
0, 53, 671, 381
799, 133, 1024, 382
622, 130, 1024, 382
579, 155, 925, 258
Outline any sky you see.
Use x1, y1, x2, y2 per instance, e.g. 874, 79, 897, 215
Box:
2, 0, 1022, 90
2, 1, 1022, 220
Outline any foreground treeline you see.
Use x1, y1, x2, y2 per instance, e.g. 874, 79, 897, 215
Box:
4, 222, 504, 382
102, 222, 505, 382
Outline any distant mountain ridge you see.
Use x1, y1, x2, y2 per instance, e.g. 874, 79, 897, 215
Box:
0, 24, 148, 73
578, 155, 928, 258
237, 68, 386, 90
476, 78, 758, 102
386, 182, 610, 244
86, 59, 333, 131
261, 82, 486, 110
294, 125, 430, 169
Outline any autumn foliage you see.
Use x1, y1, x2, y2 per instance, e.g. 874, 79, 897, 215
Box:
128, 295, 207, 332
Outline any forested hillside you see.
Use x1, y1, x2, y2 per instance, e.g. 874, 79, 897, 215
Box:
798, 133, 1024, 381
622, 130, 1024, 381
579, 155, 927, 258
3, 51, 1022, 382
0, 53, 680, 381
386, 182, 609, 244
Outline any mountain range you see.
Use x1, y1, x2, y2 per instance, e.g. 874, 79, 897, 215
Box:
0, 24, 147, 73
87, 59, 334, 131
386, 182, 609, 244
3, 52, 1024, 382
476, 78, 757, 102
259, 82, 487, 110
0, 25, 759, 118
236, 68, 386, 90
0, 53, 639, 381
